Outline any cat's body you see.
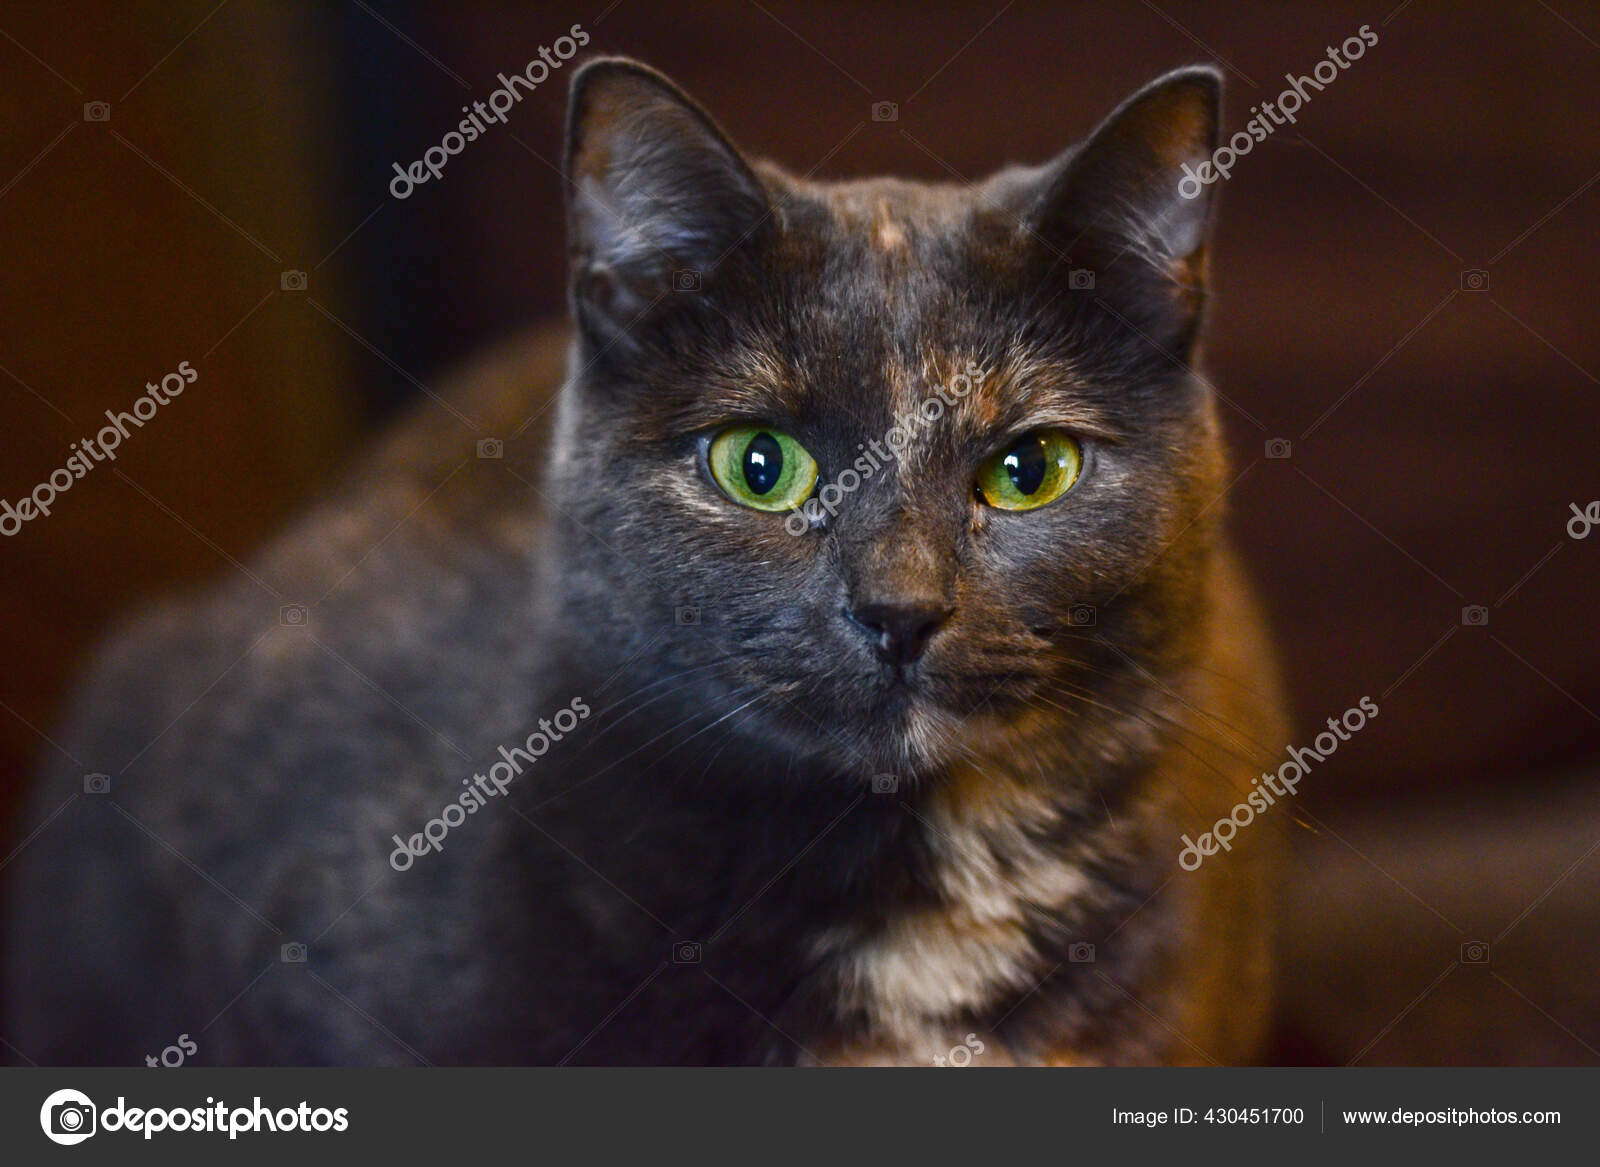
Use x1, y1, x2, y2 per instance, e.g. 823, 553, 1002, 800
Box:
7, 61, 1287, 1065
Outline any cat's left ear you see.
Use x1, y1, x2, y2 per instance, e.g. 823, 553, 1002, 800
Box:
564, 58, 771, 349
1023, 66, 1221, 329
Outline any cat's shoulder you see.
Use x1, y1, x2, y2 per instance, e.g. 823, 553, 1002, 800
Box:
49, 324, 575, 797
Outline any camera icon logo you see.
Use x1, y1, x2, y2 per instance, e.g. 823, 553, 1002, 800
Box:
476, 438, 503, 460
280, 942, 307, 963
671, 269, 702, 292
83, 773, 111, 795
83, 101, 111, 122
1461, 605, 1489, 627
933, 1032, 986, 1067
1265, 438, 1293, 459
675, 605, 701, 626
1068, 268, 1096, 290
280, 270, 308, 292
40, 1088, 97, 1145
871, 773, 899, 795
279, 604, 309, 627
1068, 941, 1096, 963
1460, 269, 1489, 292
672, 940, 702, 964
871, 101, 899, 122
1067, 604, 1096, 628
1460, 940, 1490, 965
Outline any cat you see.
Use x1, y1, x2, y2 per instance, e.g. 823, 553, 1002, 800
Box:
5, 58, 1287, 1066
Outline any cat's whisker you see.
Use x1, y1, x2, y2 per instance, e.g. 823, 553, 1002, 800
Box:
1023, 691, 1216, 824
579, 660, 761, 754
533, 683, 770, 811
590, 653, 748, 722
1043, 675, 1269, 779
649, 688, 773, 766
1030, 641, 1280, 761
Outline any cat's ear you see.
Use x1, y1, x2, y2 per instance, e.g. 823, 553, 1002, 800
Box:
1022, 66, 1221, 331
564, 59, 771, 348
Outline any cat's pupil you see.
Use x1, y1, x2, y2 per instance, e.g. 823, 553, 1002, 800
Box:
1004, 437, 1048, 495
743, 432, 783, 495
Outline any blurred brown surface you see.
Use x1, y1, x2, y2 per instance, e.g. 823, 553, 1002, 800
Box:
1, 1, 1597, 1063
0, 1, 359, 828
1279, 772, 1600, 1065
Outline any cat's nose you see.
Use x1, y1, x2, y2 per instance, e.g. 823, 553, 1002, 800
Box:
846, 601, 953, 667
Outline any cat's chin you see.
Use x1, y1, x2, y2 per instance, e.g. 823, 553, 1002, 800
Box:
827, 688, 974, 778
885, 700, 966, 773
709, 681, 955, 780
715, 668, 1037, 781
853, 681, 1059, 779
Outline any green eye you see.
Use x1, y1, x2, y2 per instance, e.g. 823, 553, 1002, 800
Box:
707, 426, 819, 512
976, 430, 1082, 511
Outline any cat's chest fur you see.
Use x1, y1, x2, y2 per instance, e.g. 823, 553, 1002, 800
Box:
499, 666, 1212, 1067
806, 773, 1111, 1063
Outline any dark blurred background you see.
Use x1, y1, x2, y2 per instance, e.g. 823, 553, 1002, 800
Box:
2, 0, 1597, 1064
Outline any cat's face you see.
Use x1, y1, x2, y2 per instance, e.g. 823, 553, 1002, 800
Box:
550, 60, 1227, 779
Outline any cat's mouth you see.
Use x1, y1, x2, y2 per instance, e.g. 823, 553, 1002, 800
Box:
867, 655, 1045, 710
721, 635, 1055, 775
841, 662, 1012, 767
879, 662, 920, 690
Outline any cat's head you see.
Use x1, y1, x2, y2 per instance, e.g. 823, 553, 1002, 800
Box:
548, 59, 1228, 781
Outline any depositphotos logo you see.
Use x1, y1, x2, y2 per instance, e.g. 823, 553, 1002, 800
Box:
41, 1089, 96, 1145
389, 24, 590, 199
1178, 696, 1379, 871
40, 1088, 349, 1143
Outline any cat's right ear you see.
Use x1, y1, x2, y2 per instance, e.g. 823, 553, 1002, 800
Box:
1010, 67, 1222, 353
564, 59, 771, 351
